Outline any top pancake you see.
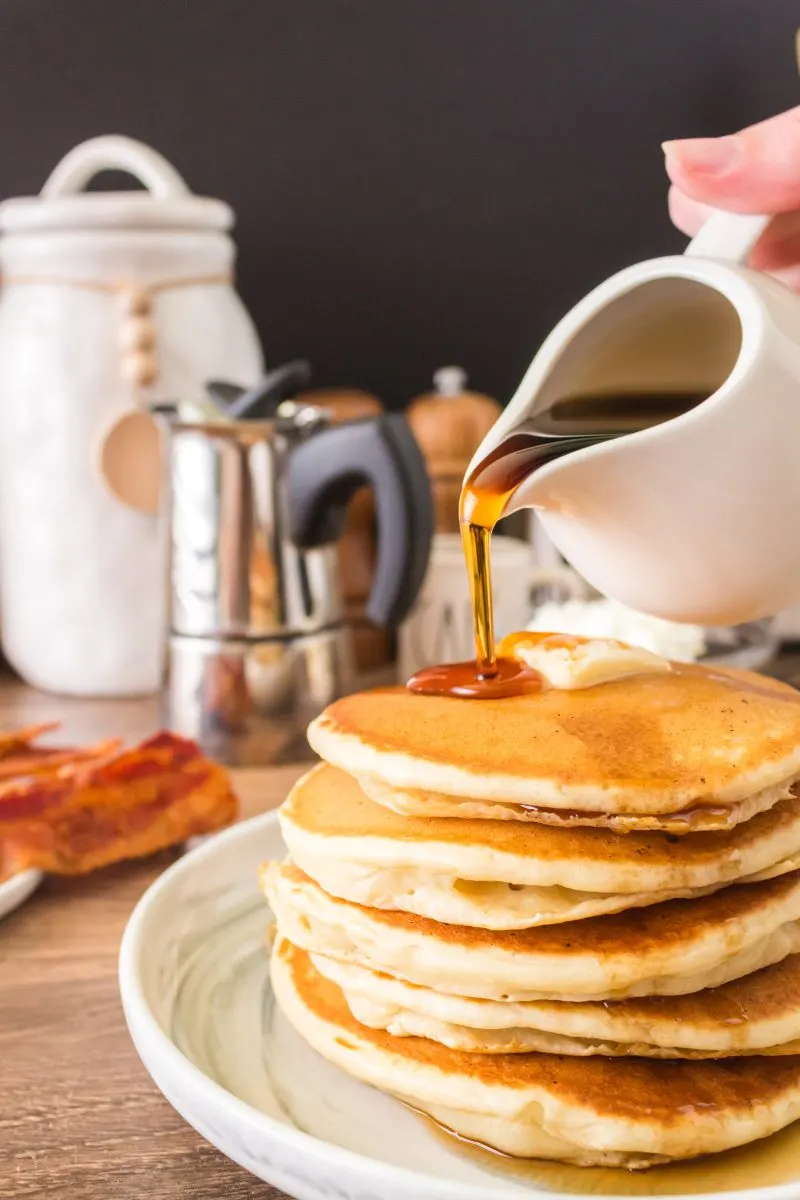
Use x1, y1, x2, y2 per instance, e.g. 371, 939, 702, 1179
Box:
308, 665, 800, 813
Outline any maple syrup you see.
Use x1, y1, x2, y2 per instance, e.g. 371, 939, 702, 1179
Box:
405, 655, 543, 698
418, 1108, 800, 1195
409, 392, 703, 699
511, 799, 737, 834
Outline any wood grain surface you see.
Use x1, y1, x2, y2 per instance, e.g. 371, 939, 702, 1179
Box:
0, 678, 302, 1199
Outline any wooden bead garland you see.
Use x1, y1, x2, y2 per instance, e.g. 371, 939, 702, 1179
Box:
5, 272, 231, 397
117, 288, 158, 389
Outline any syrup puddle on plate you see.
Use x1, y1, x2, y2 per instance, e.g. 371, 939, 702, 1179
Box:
420, 1111, 800, 1196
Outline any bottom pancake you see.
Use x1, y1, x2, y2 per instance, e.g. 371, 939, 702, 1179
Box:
311, 951, 800, 1058
271, 938, 800, 1168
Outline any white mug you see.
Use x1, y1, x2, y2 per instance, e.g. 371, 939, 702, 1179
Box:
398, 533, 586, 680
469, 210, 800, 627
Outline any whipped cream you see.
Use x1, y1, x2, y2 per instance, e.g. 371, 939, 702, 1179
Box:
497, 632, 672, 690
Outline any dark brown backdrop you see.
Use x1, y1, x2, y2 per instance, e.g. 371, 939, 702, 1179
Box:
0, 0, 796, 406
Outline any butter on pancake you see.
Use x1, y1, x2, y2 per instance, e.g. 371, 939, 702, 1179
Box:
497, 631, 671, 689
272, 939, 800, 1167
312, 951, 800, 1059
263, 862, 800, 1002
308, 667, 800, 815
279, 765, 800, 928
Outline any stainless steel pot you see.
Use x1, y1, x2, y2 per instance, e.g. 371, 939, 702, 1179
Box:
159, 402, 432, 763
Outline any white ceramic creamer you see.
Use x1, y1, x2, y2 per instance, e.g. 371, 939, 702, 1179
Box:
470, 210, 800, 627
0, 136, 264, 696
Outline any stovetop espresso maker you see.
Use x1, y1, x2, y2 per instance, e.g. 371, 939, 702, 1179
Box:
160, 387, 432, 764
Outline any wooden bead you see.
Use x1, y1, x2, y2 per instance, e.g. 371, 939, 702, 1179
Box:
120, 350, 158, 389
117, 287, 152, 317
118, 315, 156, 353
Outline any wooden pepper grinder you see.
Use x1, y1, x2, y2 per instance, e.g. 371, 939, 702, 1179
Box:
406, 366, 501, 533
291, 387, 391, 671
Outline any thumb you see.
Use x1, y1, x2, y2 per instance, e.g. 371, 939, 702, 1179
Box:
663, 107, 800, 213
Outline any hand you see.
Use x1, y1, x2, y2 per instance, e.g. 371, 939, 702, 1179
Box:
664, 107, 800, 289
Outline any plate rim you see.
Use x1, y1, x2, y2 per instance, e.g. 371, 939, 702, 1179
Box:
0, 868, 42, 919
118, 809, 800, 1200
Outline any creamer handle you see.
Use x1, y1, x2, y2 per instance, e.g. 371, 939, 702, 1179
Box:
684, 210, 773, 264
42, 136, 190, 199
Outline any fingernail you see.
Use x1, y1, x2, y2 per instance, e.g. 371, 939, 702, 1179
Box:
662, 136, 740, 175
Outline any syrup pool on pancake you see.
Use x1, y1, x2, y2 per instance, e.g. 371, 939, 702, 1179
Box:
407, 631, 673, 699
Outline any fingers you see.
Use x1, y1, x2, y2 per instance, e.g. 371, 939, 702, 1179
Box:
668, 183, 800, 271
663, 107, 800, 213
667, 185, 713, 237
758, 263, 800, 290
664, 105, 800, 292
748, 212, 800, 270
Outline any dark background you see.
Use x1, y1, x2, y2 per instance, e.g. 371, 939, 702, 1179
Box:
0, 0, 798, 407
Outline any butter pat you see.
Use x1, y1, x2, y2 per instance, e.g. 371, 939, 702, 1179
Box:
526, 597, 706, 663
497, 632, 672, 690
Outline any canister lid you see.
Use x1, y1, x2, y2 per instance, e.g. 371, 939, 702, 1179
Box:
0, 135, 233, 234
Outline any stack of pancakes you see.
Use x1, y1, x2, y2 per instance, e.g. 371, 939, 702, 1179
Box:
262, 662, 800, 1169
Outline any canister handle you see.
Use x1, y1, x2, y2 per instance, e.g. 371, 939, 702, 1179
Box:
42, 135, 190, 200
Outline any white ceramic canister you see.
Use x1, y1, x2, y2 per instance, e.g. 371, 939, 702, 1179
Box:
0, 136, 264, 696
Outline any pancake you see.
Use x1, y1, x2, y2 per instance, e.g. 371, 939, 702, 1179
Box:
279, 764, 800, 928
311, 951, 800, 1058
272, 938, 800, 1167
263, 862, 800, 1001
360, 775, 791, 835
307, 666, 800, 816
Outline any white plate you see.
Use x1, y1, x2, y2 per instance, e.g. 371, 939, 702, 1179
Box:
0, 869, 42, 919
119, 813, 800, 1200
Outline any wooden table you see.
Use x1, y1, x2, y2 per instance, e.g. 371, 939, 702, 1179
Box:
0, 678, 303, 1199
4, 654, 800, 1198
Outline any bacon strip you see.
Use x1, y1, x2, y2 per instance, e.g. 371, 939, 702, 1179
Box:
0, 728, 237, 878
0, 737, 122, 781
0, 723, 61, 757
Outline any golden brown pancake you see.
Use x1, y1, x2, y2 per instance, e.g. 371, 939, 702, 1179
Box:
359, 775, 790, 834
279, 765, 800, 927
308, 666, 800, 814
282, 764, 800, 894
271, 938, 800, 1167
263, 861, 800, 1001
311, 950, 800, 1057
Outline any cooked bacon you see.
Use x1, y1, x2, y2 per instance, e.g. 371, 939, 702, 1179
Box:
0, 728, 237, 877
0, 736, 122, 781
0, 723, 61, 758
